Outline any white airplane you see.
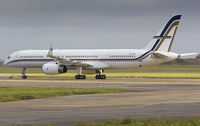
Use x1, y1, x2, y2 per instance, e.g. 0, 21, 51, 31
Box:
3, 14, 196, 79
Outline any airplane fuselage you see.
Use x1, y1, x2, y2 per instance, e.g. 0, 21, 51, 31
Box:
4, 49, 177, 70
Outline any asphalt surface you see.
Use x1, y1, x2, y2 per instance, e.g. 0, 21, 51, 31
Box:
0, 78, 200, 126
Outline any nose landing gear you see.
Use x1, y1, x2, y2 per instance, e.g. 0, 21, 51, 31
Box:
22, 75, 27, 79
21, 68, 27, 79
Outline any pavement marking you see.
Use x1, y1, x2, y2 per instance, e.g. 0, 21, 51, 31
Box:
0, 96, 198, 115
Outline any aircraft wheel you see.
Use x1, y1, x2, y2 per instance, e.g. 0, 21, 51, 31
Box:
75, 75, 86, 79
22, 75, 27, 79
95, 75, 106, 79
75, 75, 80, 79
95, 75, 99, 79
80, 75, 86, 79
102, 75, 106, 79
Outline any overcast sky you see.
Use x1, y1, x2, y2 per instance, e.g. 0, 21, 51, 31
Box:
0, 0, 199, 59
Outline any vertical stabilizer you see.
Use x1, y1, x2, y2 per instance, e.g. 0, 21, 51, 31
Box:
144, 14, 181, 52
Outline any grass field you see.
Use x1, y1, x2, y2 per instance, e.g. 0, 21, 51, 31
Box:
0, 87, 129, 102
76, 118, 200, 126
1, 72, 200, 79
1, 65, 200, 73
1, 65, 200, 79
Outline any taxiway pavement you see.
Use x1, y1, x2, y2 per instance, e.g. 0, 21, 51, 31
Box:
0, 78, 200, 126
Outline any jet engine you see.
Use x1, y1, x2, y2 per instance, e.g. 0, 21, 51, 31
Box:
42, 62, 67, 75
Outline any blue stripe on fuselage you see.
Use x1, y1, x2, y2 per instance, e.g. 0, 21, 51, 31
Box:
6, 59, 54, 66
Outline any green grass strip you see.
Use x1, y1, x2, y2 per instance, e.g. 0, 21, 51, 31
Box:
1, 72, 200, 79
76, 118, 200, 126
1, 65, 200, 73
0, 87, 129, 102
1, 65, 200, 79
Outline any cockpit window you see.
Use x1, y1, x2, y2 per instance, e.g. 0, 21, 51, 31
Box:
7, 56, 11, 59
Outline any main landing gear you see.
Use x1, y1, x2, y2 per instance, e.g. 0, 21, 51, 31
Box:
74, 67, 106, 80
21, 68, 27, 79
95, 70, 106, 79
75, 66, 86, 80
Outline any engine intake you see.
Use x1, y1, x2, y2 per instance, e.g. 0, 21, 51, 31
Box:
42, 62, 67, 75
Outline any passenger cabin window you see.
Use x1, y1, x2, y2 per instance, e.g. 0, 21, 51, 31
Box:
109, 55, 136, 58
20, 56, 43, 58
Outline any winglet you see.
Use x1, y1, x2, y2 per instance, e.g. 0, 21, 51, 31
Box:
47, 43, 54, 57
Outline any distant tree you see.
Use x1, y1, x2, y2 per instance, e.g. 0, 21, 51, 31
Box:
0, 59, 3, 66
196, 54, 200, 59
176, 58, 184, 62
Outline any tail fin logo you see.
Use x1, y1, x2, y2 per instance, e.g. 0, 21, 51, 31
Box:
153, 36, 172, 39
149, 15, 181, 52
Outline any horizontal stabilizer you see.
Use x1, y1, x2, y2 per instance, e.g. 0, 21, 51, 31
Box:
179, 53, 198, 57
153, 36, 172, 39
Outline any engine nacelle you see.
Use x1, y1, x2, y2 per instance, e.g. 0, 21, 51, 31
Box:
42, 62, 67, 75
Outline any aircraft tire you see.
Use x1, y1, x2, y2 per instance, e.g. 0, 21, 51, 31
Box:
75, 75, 86, 79
22, 75, 27, 79
95, 75, 106, 79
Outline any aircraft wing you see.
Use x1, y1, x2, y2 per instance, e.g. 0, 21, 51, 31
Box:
47, 44, 92, 67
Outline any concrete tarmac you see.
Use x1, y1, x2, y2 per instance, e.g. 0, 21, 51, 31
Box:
0, 78, 200, 126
